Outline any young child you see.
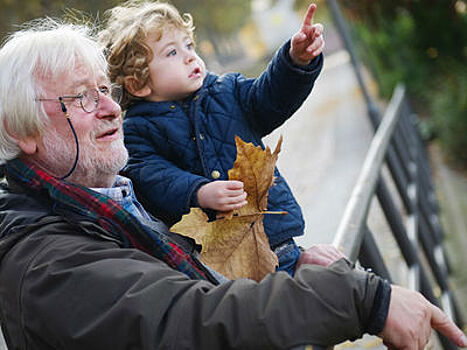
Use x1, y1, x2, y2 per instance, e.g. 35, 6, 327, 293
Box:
100, 1, 324, 275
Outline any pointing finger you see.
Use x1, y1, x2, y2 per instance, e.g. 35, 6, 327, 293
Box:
302, 3, 317, 29
430, 304, 467, 347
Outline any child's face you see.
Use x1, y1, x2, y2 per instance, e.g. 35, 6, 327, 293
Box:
144, 28, 206, 102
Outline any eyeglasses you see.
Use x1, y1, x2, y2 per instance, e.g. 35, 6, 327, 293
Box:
36, 84, 123, 113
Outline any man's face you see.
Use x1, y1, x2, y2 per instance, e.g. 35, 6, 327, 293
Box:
145, 28, 206, 102
32, 61, 128, 187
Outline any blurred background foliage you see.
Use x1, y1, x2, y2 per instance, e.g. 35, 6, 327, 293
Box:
0, 0, 465, 166
338, 0, 467, 168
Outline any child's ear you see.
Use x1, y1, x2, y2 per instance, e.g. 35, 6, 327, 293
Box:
124, 76, 152, 98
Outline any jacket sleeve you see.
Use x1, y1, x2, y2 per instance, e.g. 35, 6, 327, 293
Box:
17, 231, 390, 350
234, 39, 323, 137
123, 118, 209, 225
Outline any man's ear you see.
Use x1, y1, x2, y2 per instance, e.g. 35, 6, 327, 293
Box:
17, 137, 38, 155
124, 76, 152, 98
3, 118, 38, 155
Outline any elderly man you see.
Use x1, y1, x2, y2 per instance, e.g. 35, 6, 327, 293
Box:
0, 19, 465, 350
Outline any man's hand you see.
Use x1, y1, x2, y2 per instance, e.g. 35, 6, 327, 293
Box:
289, 3, 325, 66
296, 244, 346, 269
381, 285, 467, 349
197, 180, 247, 212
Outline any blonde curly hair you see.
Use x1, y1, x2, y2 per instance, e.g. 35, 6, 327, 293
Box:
99, 0, 194, 109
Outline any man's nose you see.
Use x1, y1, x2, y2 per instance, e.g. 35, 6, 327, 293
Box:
95, 93, 121, 120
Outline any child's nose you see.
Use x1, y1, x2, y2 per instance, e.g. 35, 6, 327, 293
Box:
184, 51, 195, 64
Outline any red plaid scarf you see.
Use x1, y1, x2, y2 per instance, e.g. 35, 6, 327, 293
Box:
6, 158, 215, 282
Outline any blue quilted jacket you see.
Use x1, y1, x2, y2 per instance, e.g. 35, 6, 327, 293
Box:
123, 41, 323, 250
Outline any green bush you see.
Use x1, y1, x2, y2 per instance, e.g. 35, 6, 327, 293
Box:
431, 63, 467, 165
340, 1, 467, 168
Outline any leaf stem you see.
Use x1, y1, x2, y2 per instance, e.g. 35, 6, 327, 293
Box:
216, 210, 287, 220
262, 210, 288, 215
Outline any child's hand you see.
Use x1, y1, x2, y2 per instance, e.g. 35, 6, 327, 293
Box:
197, 180, 248, 211
289, 3, 325, 66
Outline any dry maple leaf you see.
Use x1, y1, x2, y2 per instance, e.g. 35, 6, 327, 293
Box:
171, 136, 284, 281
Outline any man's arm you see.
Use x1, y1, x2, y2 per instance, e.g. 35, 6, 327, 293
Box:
296, 245, 467, 348
13, 232, 388, 349
9, 228, 465, 349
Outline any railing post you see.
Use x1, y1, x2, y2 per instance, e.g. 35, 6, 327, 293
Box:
359, 226, 392, 281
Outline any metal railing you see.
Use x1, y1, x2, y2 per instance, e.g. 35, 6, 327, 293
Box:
311, 2, 465, 348
331, 83, 464, 350
304, 83, 464, 350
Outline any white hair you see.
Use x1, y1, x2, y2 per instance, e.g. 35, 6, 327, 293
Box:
0, 17, 108, 161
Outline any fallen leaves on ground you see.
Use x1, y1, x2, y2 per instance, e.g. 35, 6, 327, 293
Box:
171, 136, 285, 281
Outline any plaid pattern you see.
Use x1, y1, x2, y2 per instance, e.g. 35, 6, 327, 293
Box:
5, 158, 212, 282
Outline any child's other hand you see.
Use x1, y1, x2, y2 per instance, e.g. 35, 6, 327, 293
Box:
296, 244, 346, 270
289, 3, 325, 66
197, 180, 248, 211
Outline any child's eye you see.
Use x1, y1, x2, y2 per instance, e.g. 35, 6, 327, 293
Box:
186, 42, 193, 50
167, 49, 177, 57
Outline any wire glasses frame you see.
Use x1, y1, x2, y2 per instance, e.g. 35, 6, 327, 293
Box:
35, 84, 123, 113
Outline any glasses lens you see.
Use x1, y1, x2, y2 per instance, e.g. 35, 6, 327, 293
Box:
82, 88, 99, 113
111, 85, 123, 104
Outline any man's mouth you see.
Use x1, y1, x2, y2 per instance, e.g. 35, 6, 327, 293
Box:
96, 127, 119, 140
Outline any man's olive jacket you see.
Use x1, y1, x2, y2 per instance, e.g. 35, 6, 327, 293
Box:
0, 177, 389, 349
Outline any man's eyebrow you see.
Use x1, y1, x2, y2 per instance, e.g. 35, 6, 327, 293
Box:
67, 75, 109, 92
71, 79, 91, 88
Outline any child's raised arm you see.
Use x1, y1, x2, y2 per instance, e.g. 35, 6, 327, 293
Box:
289, 3, 325, 66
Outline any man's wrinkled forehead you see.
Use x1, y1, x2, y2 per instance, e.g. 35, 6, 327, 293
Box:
67, 70, 109, 90
38, 62, 108, 93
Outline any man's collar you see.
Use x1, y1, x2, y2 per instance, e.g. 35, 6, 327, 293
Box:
91, 175, 134, 201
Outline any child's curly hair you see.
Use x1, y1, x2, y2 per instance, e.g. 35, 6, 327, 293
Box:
99, 0, 194, 109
